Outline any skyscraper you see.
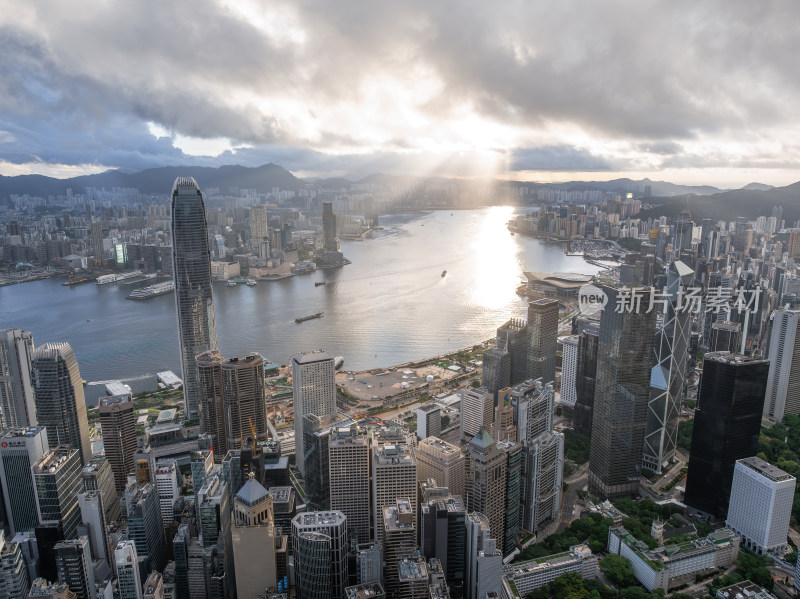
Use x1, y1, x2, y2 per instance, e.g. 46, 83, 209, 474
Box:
115, 541, 143, 599
372, 442, 417, 546
510, 378, 553, 443
291, 351, 336, 477
684, 353, 769, 519
521, 431, 564, 533
464, 512, 502, 599
382, 499, 416, 597
89, 221, 104, 258
588, 285, 657, 498
322, 202, 338, 252
763, 308, 800, 422
99, 394, 137, 495
573, 327, 599, 438
0, 328, 36, 428
527, 299, 559, 384
498, 440, 523, 557
0, 427, 48, 534
560, 335, 579, 407
415, 437, 466, 499
126, 483, 167, 574
196, 351, 268, 457
249, 205, 269, 258
460, 387, 493, 440
54, 537, 94, 599
33, 446, 83, 540
0, 530, 31, 599
81, 458, 120, 524
171, 177, 218, 419
291, 511, 348, 599
31, 343, 91, 464
644, 260, 692, 474
327, 426, 370, 543
466, 429, 507, 548
497, 318, 528, 386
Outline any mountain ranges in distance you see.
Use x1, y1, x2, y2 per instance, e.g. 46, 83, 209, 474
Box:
0, 162, 797, 223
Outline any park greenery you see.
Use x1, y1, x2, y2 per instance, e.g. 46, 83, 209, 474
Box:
758, 414, 800, 524
564, 430, 591, 464
677, 419, 693, 451
525, 571, 694, 599
515, 513, 613, 562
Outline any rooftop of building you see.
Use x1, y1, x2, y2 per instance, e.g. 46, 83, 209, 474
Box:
504, 545, 593, 574
373, 443, 414, 465
417, 403, 441, 415
712, 320, 741, 331
737, 456, 796, 483
704, 351, 768, 365
344, 582, 385, 599
498, 317, 526, 332
611, 526, 739, 570
716, 580, 777, 599
268, 486, 293, 505
33, 446, 78, 473
143, 572, 162, 595
291, 350, 332, 364
398, 557, 428, 581
293, 511, 346, 528
525, 272, 593, 288
418, 436, 461, 455
236, 474, 270, 507
0, 426, 45, 439
423, 495, 466, 513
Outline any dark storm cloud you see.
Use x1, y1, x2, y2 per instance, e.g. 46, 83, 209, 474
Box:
0, 0, 798, 174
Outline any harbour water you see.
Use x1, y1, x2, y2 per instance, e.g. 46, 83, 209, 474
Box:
0, 207, 605, 403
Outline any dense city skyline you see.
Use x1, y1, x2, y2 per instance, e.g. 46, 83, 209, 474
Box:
2, 2, 799, 187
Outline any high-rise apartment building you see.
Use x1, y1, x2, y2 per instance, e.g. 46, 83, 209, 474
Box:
33, 446, 83, 539
527, 299, 559, 384
99, 394, 137, 495
89, 221, 104, 258
372, 443, 417, 546
171, 177, 218, 419
726, 457, 795, 555
0, 328, 36, 428
589, 285, 657, 498
195, 351, 268, 457
466, 429, 507, 550
685, 353, 769, 519
291, 351, 336, 477
54, 537, 94, 599
249, 205, 269, 257
0, 427, 48, 534
115, 541, 143, 599
763, 308, 800, 422
291, 511, 348, 599
322, 202, 338, 252
31, 343, 91, 464
644, 260, 692, 474
460, 387, 493, 440
559, 335, 579, 407
196, 471, 235, 599
573, 327, 599, 438
328, 426, 370, 543
415, 436, 465, 499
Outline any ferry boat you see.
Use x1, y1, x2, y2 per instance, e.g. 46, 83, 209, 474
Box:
226, 280, 237, 287
246, 279, 257, 286
295, 312, 323, 323
441, 270, 447, 277
315, 281, 326, 287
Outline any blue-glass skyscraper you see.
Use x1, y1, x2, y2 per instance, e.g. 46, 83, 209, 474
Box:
171, 177, 217, 419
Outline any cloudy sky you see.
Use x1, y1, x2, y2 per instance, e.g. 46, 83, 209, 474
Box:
1, 1, 799, 186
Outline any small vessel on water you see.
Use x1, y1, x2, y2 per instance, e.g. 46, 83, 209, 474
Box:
226, 280, 237, 287
334, 356, 345, 370
246, 279, 257, 286
315, 281, 326, 287
441, 270, 447, 277
295, 312, 324, 323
